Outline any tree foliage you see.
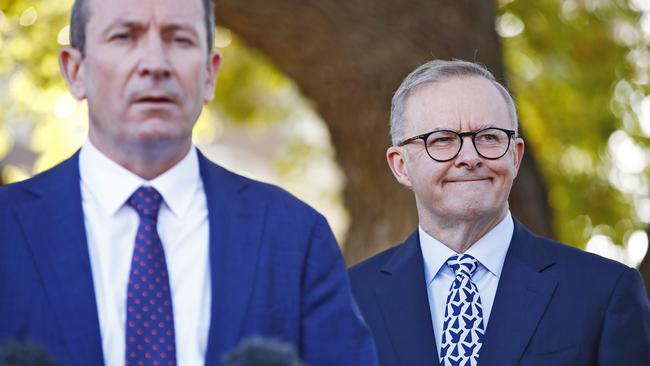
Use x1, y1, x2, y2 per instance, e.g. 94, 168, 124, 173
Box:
498, 0, 650, 263
1, 0, 649, 268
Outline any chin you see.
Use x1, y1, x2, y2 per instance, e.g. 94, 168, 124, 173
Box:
130, 122, 189, 141
438, 201, 498, 221
115, 131, 187, 154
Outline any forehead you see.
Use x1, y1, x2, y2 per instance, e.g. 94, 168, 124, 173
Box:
403, 76, 511, 131
86, 0, 205, 30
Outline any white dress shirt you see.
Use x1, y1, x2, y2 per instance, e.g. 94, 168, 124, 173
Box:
79, 141, 211, 366
419, 212, 513, 357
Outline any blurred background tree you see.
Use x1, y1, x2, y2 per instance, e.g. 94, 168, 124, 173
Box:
0, 0, 648, 293
497, 0, 650, 284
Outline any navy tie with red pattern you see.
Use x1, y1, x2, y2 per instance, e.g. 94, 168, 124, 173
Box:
125, 186, 177, 366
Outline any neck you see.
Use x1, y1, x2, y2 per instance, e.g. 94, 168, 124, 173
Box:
420, 208, 508, 253
89, 135, 191, 180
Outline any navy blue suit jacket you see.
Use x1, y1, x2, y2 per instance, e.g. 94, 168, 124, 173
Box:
0, 151, 377, 366
349, 220, 650, 366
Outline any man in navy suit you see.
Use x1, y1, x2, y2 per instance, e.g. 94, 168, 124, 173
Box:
349, 59, 650, 365
0, 0, 377, 365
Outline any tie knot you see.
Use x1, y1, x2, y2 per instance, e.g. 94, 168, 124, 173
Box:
447, 254, 479, 279
128, 186, 163, 219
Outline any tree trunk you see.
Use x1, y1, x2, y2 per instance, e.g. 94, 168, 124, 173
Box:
216, 0, 553, 264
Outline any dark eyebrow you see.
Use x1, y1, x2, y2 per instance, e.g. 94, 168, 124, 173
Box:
101, 19, 200, 40
161, 23, 200, 38
101, 18, 146, 36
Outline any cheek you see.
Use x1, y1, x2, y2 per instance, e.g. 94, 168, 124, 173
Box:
86, 63, 127, 101
173, 55, 208, 88
410, 167, 446, 196
488, 165, 517, 196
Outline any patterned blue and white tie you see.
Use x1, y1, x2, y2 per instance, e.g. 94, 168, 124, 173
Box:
439, 254, 485, 366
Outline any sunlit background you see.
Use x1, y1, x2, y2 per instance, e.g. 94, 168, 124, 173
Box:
0, 0, 350, 241
0, 0, 648, 267
497, 0, 649, 267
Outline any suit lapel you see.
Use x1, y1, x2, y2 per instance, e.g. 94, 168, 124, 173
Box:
14, 153, 104, 366
199, 153, 266, 365
479, 221, 557, 365
375, 233, 439, 366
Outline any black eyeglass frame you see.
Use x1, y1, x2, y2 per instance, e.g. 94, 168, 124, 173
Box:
397, 127, 518, 162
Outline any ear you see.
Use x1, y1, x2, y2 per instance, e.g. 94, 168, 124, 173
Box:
203, 52, 222, 103
59, 47, 86, 100
386, 146, 413, 189
512, 137, 525, 177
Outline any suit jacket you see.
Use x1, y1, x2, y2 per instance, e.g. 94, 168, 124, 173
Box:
0, 151, 377, 366
349, 220, 650, 366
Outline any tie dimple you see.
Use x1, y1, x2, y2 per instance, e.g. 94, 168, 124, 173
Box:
125, 186, 177, 366
128, 186, 163, 220
447, 254, 479, 279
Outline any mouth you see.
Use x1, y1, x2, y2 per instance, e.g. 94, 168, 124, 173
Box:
132, 94, 176, 105
444, 178, 491, 184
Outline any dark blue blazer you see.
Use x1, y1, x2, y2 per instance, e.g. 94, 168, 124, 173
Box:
0, 151, 377, 366
349, 220, 650, 366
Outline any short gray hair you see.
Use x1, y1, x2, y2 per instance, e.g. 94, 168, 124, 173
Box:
390, 59, 519, 145
70, 0, 215, 56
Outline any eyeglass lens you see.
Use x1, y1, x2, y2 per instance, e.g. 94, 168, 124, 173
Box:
425, 128, 510, 160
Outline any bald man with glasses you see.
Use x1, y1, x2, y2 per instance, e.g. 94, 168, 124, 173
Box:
349, 59, 650, 366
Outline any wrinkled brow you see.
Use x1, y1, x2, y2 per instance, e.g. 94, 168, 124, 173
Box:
101, 18, 200, 36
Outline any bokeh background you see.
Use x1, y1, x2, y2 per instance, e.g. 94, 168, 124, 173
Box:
1, 0, 649, 294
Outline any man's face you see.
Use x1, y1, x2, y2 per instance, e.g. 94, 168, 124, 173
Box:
387, 76, 524, 228
61, 0, 220, 152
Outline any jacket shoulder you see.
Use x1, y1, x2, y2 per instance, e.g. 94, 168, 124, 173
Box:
540, 234, 632, 274
200, 157, 322, 223
0, 154, 78, 206
349, 244, 403, 280
0, 179, 32, 205
514, 220, 632, 274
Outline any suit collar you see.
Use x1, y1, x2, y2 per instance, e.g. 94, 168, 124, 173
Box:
79, 141, 201, 218
198, 150, 266, 365
376, 232, 439, 366
14, 151, 105, 366
479, 220, 557, 365
419, 211, 514, 285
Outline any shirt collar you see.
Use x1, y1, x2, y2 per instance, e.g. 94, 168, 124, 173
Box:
79, 140, 201, 218
419, 211, 514, 285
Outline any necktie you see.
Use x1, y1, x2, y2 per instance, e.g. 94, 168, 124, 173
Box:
439, 254, 485, 366
125, 186, 177, 366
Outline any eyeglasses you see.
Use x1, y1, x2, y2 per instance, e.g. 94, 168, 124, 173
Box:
397, 127, 517, 162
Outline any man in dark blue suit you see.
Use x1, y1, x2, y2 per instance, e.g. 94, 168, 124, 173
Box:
0, 0, 377, 365
349, 60, 650, 366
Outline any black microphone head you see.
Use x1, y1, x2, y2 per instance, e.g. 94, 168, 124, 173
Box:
222, 337, 303, 366
0, 340, 59, 366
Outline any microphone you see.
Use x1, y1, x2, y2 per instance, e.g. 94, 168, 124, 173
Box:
0, 340, 59, 366
222, 337, 303, 366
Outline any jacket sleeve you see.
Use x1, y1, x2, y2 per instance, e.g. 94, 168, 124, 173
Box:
597, 266, 650, 365
299, 214, 378, 366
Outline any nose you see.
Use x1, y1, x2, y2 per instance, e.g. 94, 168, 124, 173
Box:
454, 136, 482, 169
136, 33, 172, 79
